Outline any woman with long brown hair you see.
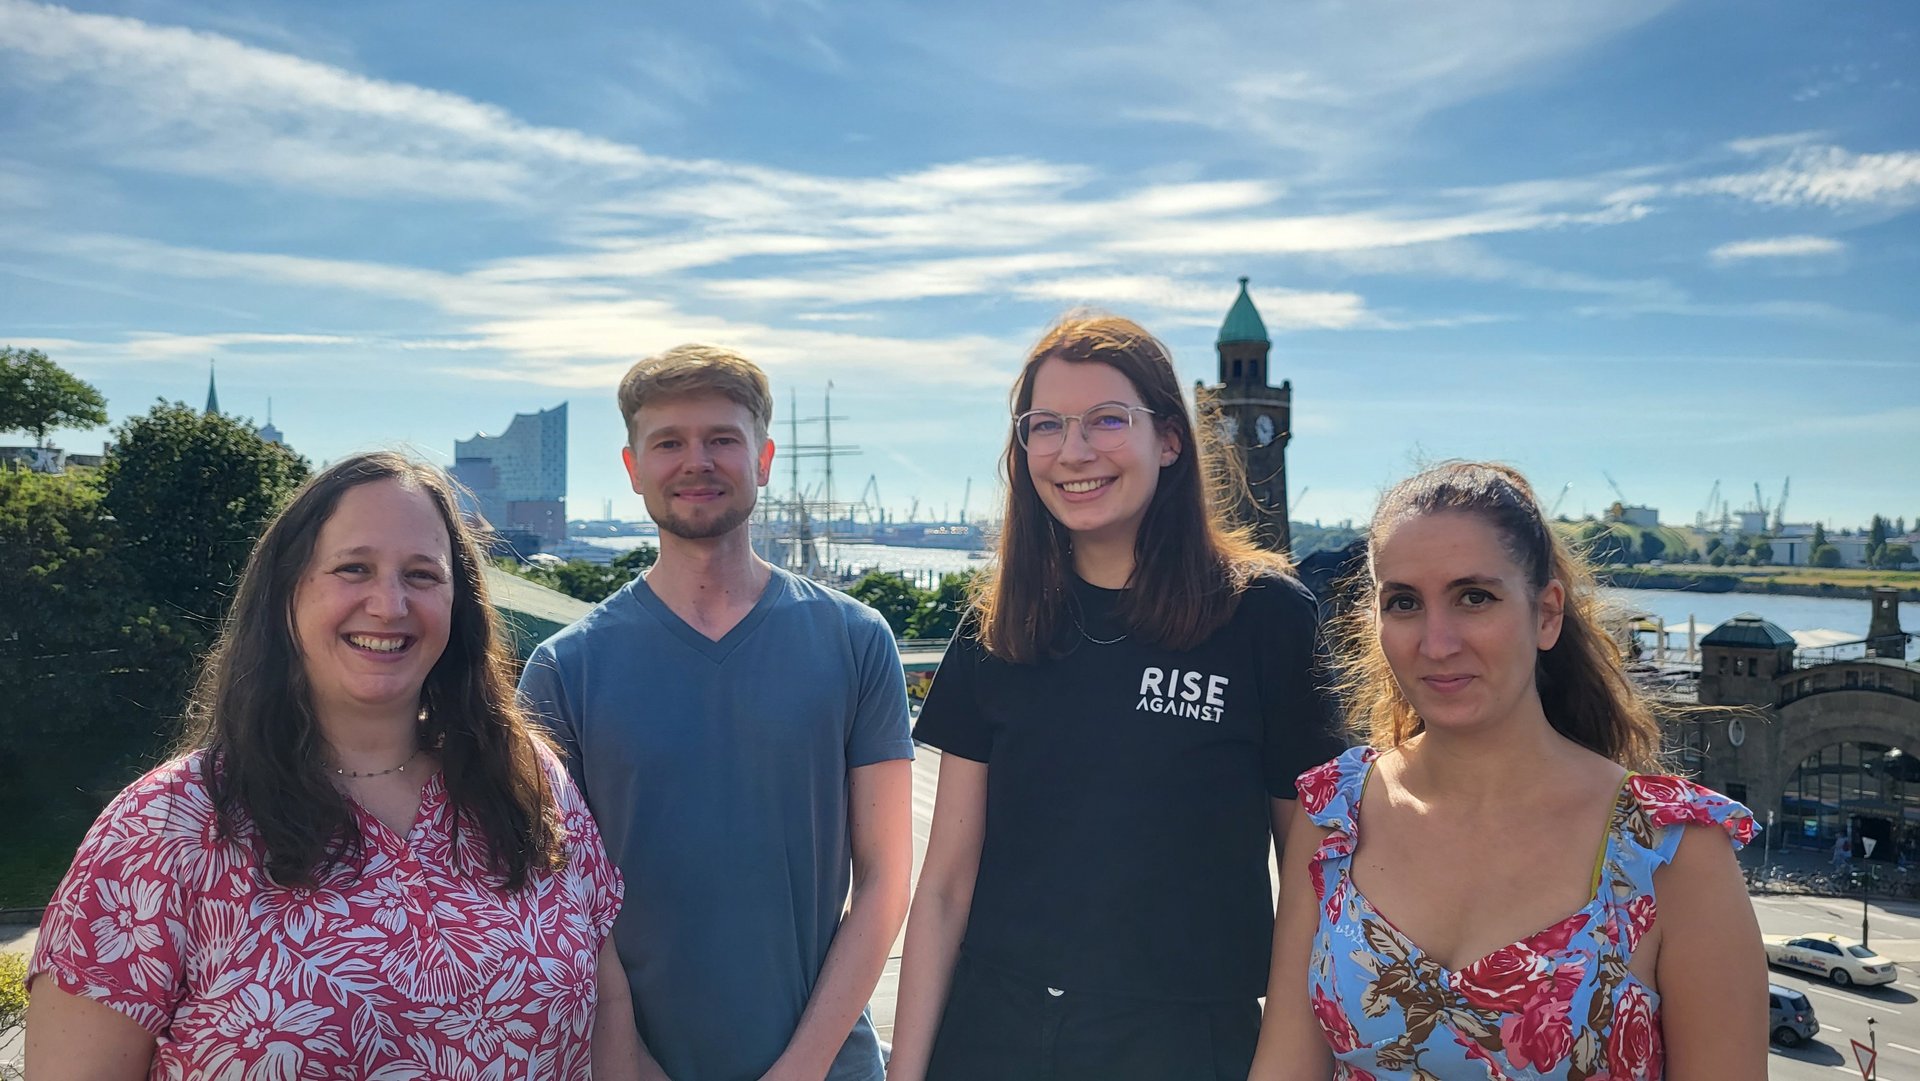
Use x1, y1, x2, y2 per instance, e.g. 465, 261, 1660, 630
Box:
889, 313, 1341, 1081
26, 451, 640, 1080
1253, 461, 1765, 1080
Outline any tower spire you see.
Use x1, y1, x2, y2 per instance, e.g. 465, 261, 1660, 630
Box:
204, 359, 220, 415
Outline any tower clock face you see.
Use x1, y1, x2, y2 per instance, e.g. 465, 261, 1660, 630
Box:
1255, 413, 1276, 446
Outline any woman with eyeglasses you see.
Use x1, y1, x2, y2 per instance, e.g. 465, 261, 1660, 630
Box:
888, 313, 1342, 1081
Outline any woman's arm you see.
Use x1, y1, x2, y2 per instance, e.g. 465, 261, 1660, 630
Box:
1652, 826, 1768, 1080
25, 982, 156, 1081
1249, 804, 1334, 1081
885, 752, 988, 1081
591, 939, 661, 1081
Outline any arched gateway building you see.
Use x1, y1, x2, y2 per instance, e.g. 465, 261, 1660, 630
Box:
1675, 588, 1920, 862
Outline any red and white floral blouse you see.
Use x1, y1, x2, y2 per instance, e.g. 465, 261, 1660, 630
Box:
31, 744, 622, 1080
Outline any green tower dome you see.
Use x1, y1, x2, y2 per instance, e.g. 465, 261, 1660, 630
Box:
1217, 277, 1269, 346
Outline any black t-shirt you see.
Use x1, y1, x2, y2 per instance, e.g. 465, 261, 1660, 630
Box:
912, 571, 1344, 1002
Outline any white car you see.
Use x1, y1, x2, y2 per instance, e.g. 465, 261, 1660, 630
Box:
1763, 933, 1899, 987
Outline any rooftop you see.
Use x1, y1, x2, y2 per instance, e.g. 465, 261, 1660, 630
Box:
1217, 276, 1269, 346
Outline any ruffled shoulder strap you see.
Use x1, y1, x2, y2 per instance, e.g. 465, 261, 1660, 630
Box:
1621, 774, 1757, 865
1296, 745, 1375, 835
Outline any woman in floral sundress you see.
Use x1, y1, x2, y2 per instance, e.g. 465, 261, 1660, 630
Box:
26, 452, 642, 1080
1251, 462, 1766, 1081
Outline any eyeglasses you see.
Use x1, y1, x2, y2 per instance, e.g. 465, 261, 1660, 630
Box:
1014, 402, 1156, 455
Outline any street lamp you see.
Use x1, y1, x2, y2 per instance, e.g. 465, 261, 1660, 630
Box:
1861, 836, 1878, 947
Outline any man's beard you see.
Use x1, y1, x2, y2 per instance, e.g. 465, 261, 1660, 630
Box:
653, 496, 755, 540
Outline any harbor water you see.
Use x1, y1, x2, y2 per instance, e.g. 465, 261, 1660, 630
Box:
585, 536, 1915, 647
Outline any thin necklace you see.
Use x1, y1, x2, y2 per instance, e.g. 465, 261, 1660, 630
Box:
1070, 606, 1127, 645
332, 748, 422, 779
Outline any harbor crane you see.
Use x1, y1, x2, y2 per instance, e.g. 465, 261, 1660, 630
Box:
856, 474, 884, 525
1289, 486, 1310, 518
959, 478, 972, 525
1603, 471, 1630, 506
1771, 477, 1790, 533
1696, 480, 1721, 531
1549, 483, 1573, 519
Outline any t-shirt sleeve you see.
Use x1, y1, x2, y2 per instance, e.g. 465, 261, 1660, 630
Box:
518, 641, 586, 796
847, 610, 916, 768
29, 767, 199, 1039
911, 617, 992, 763
1256, 578, 1347, 800
539, 741, 623, 945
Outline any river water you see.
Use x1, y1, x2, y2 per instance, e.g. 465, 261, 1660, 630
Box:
584, 538, 1916, 651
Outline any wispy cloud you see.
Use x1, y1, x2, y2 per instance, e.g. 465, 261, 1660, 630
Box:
1709, 235, 1846, 263
1686, 145, 1920, 208
0, 0, 660, 201
939, 0, 1680, 169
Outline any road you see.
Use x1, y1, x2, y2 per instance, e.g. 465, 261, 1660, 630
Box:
1755, 893, 1920, 1081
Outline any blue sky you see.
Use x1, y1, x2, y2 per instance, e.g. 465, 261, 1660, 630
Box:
3, 0, 1916, 531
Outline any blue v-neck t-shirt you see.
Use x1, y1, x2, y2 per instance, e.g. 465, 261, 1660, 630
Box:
518, 566, 915, 1081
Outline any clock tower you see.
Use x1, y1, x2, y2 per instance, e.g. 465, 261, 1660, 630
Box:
1196, 277, 1292, 554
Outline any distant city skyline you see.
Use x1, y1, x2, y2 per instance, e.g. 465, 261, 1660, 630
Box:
2, 0, 1915, 530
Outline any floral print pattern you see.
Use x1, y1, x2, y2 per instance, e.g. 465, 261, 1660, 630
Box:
1298, 747, 1752, 1080
31, 745, 622, 1080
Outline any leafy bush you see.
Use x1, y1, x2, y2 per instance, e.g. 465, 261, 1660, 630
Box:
0, 951, 26, 1048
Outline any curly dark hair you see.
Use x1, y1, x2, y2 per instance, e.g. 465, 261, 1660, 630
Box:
181, 450, 565, 889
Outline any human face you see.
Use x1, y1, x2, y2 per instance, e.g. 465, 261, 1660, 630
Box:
1371, 511, 1564, 735
1024, 357, 1178, 547
292, 480, 454, 726
622, 393, 773, 541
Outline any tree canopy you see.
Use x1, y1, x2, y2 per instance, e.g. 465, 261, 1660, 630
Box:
101, 402, 309, 635
0, 347, 107, 446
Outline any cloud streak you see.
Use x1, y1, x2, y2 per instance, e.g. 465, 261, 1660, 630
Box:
1709, 235, 1845, 263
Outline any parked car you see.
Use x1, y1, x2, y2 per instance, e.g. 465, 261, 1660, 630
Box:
1768, 984, 1819, 1047
1763, 932, 1899, 987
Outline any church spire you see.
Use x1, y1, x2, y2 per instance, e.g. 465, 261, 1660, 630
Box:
205, 359, 220, 415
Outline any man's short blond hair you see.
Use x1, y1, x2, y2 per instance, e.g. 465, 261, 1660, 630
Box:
617, 344, 773, 443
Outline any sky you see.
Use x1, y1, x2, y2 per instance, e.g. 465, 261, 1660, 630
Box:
3, 0, 1916, 532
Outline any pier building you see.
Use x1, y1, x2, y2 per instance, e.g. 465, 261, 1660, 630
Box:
1675, 588, 1920, 863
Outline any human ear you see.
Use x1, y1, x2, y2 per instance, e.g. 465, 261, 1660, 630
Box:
1536, 578, 1566, 650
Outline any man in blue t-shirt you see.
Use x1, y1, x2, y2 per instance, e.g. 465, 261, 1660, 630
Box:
518, 344, 915, 1081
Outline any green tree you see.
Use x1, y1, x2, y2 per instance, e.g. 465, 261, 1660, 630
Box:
1811, 544, 1842, 569
1752, 541, 1774, 564
1705, 537, 1723, 555
1638, 532, 1666, 563
101, 403, 309, 647
1870, 515, 1889, 550
847, 570, 924, 637
1813, 522, 1828, 550
1884, 543, 1916, 569
0, 470, 145, 747
1709, 550, 1727, 567
907, 571, 976, 640
0, 347, 108, 446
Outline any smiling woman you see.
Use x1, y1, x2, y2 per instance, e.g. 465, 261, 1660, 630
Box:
22, 452, 641, 1081
890, 313, 1344, 1081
